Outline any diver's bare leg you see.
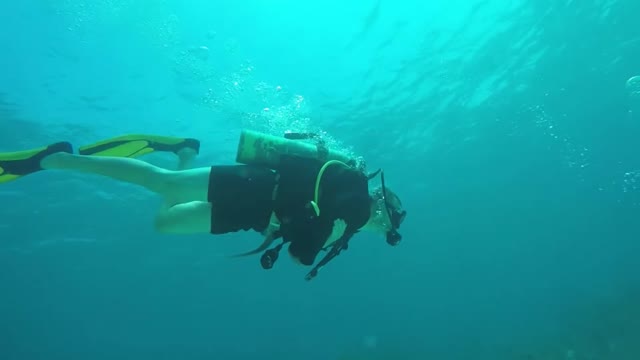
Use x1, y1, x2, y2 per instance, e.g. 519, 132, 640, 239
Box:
41, 150, 217, 235
176, 148, 197, 170
154, 201, 213, 234
41, 152, 210, 205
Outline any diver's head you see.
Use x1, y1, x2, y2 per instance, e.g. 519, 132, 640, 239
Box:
366, 182, 407, 245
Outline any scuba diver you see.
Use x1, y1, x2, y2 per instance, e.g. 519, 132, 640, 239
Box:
0, 130, 406, 280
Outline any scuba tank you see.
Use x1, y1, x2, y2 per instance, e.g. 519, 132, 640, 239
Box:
235, 129, 355, 168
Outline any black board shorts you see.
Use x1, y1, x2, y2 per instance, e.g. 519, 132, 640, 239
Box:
207, 165, 277, 234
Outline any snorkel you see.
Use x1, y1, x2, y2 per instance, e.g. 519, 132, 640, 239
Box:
379, 170, 406, 246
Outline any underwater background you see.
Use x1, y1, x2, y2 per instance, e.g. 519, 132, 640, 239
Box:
1, 0, 639, 359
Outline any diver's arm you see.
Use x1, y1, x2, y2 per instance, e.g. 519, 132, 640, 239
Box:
282, 214, 334, 266
324, 219, 347, 247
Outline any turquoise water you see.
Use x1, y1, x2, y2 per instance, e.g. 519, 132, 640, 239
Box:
1, 0, 639, 359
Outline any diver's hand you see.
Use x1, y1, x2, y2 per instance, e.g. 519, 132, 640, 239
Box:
326, 219, 347, 246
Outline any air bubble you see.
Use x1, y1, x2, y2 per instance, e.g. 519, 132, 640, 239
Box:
627, 76, 640, 99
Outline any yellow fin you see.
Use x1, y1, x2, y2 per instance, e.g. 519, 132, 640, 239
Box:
0, 146, 48, 161
0, 142, 73, 184
0, 173, 20, 184
79, 134, 200, 158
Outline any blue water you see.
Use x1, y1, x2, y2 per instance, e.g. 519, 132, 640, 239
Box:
1, 1, 639, 359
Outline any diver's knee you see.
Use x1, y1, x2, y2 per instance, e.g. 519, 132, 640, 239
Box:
154, 213, 178, 234
153, 202, 212, 235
